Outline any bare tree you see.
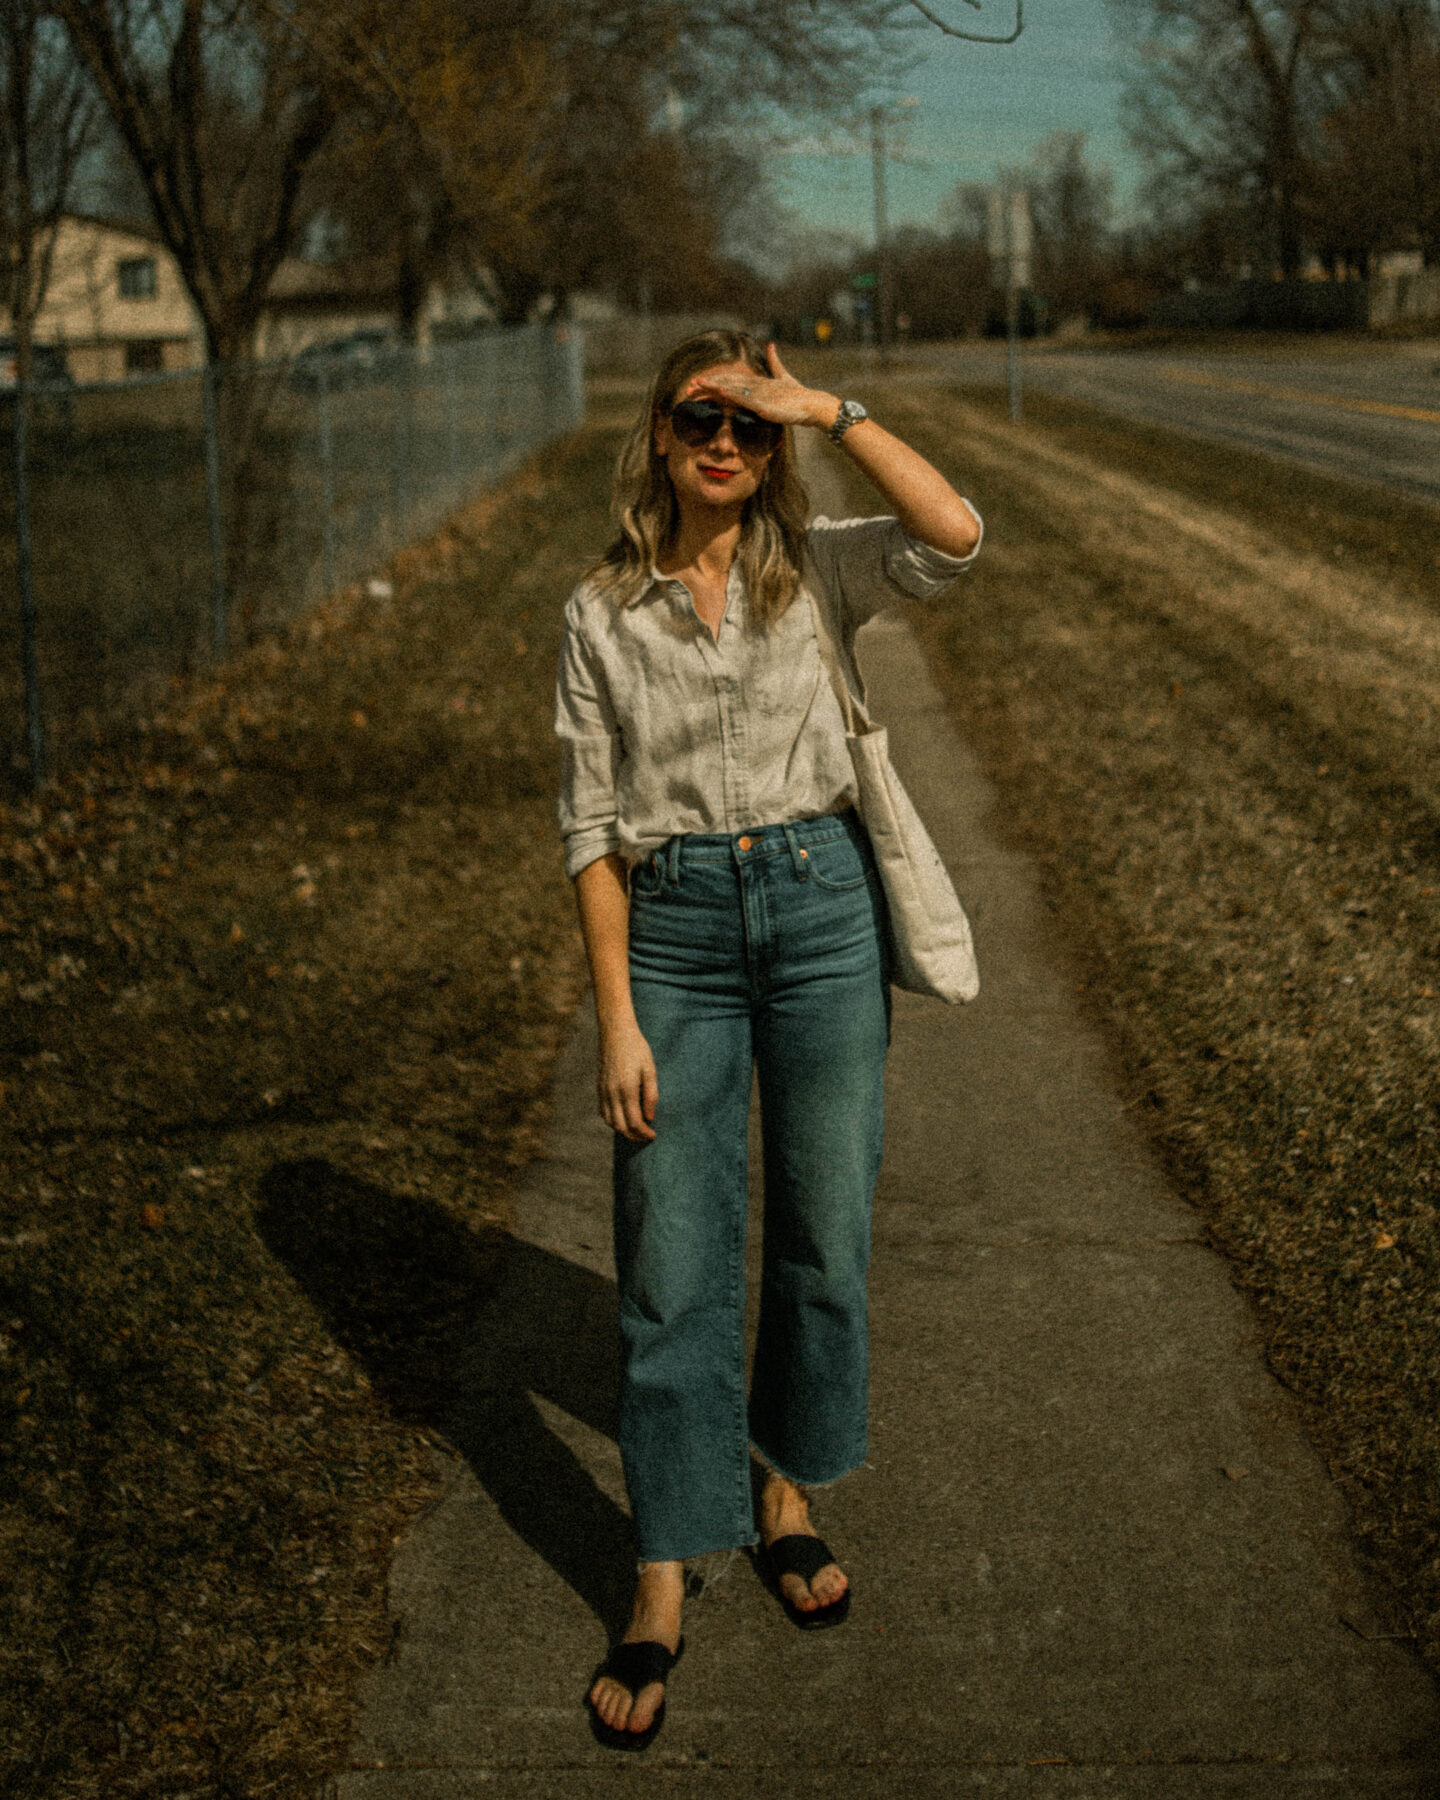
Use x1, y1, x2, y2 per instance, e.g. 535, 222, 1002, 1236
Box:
2, 1, 94, 788
1, 0, 94, 381
1309, 0, 1440, 268
1023, 131, 1115, 319
298, 3, 549, 337
303, 0, 922, 326
53, 0, 1027, 361
52, 0, 340, 363
1110, 0, 1325, 278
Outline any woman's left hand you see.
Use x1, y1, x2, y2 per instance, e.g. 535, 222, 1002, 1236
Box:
682, 344, 836, 432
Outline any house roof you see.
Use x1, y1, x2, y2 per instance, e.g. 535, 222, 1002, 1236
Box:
266, 255, 399, 306
61, 210, 166, 245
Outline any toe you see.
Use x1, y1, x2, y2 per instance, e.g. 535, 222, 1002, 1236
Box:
590, 1676, 629, 1731
780, 1572, 818, 1611
811, 1562, 848, 1606
628, 1680, 664, 1733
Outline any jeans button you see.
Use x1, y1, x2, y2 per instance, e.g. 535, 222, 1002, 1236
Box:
738, 835, 752, 851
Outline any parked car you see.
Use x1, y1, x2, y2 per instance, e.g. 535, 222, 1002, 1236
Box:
289, 328, 403, 392
0, 339, 77, 433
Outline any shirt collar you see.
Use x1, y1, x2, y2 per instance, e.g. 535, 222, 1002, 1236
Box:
645, 563, 746, 601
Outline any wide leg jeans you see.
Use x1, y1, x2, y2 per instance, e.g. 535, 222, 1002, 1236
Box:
614, 811, 890, 1562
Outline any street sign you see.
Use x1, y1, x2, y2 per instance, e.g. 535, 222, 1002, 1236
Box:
851, 272, 878, 290
988, 189, 1031, 290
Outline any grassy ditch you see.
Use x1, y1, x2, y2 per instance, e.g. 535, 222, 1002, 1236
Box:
0, 421, 618, 1796
860, 377, 1440, 1667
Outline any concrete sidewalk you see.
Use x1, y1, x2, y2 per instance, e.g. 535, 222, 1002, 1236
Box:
334, 457, 1439, 1796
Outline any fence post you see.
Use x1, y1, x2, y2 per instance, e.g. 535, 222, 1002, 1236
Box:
202, 361, 227, 656
548, 327, 563, 436
566, 326, 586, 429
443, 343, 459, 499
481, 333, 498, 479
389, 350, 410, 549
317, 361, 337, 595
13, 380, 45, 789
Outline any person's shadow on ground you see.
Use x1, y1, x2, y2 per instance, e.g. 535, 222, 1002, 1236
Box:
255, 1157, 635, 1640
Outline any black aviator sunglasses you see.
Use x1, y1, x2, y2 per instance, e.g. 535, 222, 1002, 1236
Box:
666, 398, 783, 456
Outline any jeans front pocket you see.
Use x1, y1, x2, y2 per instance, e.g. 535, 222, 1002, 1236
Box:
805, 831, 870, 892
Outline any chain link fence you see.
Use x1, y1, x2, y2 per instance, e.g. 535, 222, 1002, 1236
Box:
1, 323, 585, 788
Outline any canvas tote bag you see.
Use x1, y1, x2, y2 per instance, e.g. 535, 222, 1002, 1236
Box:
806, 579, 979, 1004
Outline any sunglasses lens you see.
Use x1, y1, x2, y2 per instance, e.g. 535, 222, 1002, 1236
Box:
732, 410, 782, 453
670, 401, 723, 446
668, 400, 781, 454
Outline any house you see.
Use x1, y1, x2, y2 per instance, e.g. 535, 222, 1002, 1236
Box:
255, 255, 408, 359
8, 213, 205, 380
254, 256, 495, 358
7, 213, 520, 378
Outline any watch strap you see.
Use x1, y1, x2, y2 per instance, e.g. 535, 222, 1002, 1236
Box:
827, 398, 867, 444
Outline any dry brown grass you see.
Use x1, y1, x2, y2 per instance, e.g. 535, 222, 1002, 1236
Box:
0, 420, 622, 1796
853, 374, 1440, 1665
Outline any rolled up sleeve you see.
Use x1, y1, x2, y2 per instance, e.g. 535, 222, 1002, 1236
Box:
881, 508, 982, 599
807, 509, 983, 631
555, 600, 624, 879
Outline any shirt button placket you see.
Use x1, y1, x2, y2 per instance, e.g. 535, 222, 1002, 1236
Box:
723, 671, 749, 827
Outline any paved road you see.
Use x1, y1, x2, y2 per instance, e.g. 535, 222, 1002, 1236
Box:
334, 439, 1440, 1796
916, 341, 1440, 503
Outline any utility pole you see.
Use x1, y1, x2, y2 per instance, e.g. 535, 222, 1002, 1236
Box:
870, 97, 919, 370
988, 185, 1032, 421
871, 106, 891, 368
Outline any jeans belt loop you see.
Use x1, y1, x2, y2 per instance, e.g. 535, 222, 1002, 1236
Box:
665, 834, 683, 887
782, 822, 808, 882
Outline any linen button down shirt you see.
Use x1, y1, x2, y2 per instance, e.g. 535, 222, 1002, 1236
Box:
555, 511, 981, 879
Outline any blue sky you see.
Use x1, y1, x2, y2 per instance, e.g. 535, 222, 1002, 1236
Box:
768, 0, 1140, 248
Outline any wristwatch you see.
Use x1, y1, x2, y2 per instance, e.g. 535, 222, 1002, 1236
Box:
827, 398, 868, 444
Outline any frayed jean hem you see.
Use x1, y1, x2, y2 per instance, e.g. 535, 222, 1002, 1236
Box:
749, 1438, 868, 1494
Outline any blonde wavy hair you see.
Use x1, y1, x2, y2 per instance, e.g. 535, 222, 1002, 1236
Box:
588, 329, 810, 629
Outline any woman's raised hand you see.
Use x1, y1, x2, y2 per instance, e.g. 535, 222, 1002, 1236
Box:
682, 343, 837, 432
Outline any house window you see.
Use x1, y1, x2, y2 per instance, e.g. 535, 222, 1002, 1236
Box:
117, 256, 157, 300
125, 340, 164, 374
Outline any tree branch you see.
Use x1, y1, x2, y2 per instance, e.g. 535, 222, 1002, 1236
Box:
905, 0, 1023, 43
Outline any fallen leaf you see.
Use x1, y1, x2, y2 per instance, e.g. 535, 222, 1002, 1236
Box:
1375, 1231, 1397, 1251
1223, 1465, 1249, 1481
229, 922, 244, 944
140, 1203, 165, 1230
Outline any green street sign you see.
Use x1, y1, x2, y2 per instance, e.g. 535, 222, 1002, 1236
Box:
851, 272, 877, 289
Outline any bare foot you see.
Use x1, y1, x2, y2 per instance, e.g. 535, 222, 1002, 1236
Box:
760, 1472, 848, 1614
588, 1560, 684, 1737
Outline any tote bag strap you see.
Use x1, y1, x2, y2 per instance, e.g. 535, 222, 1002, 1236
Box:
805, 575, 876, 739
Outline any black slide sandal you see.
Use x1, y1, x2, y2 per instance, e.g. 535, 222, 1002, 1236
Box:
587, 1637, 685, 1752
767, 1533, 852, 1631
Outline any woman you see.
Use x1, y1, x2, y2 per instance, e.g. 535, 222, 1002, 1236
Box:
555, 330, 981, 1750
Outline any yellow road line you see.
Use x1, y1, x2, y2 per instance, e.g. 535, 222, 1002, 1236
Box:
1161, 366, 1440, 426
